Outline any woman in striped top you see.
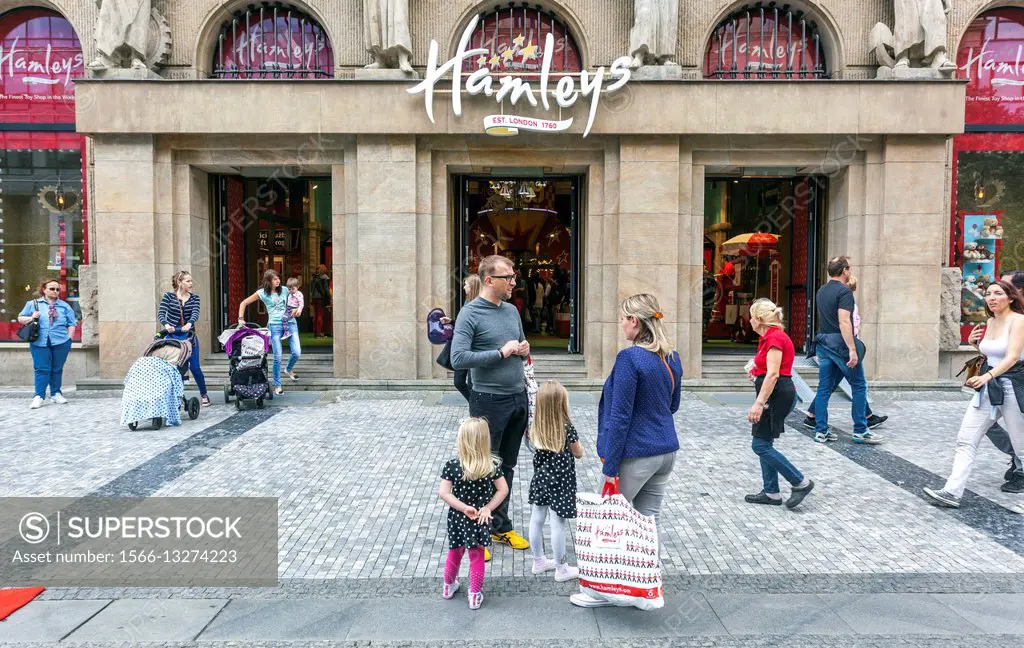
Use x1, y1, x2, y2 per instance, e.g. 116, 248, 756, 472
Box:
158, 270, 210, 406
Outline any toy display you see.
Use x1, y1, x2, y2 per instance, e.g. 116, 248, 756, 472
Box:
955, 212, 1003, 343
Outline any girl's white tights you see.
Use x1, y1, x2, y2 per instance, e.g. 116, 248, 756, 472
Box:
529, 504, 567, 563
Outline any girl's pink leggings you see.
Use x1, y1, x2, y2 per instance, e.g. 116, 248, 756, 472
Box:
444, 546, 485, 593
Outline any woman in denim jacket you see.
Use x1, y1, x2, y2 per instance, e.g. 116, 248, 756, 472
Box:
18, 278, 77, 409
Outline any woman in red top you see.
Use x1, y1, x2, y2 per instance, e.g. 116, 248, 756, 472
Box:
744, 299, 815, 509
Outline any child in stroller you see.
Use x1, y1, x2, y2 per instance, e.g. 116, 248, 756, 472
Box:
121, 336, 202, 430
221, 323, 272, 410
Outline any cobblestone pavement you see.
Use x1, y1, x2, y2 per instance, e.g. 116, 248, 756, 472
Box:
1, 389, 1022, 644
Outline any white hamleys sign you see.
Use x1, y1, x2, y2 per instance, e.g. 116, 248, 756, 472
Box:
408, 15, 632, 137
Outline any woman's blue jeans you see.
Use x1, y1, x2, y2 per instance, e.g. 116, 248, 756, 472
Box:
751, 437, 804, 495
268, 322, 300, 387
30, 339, 72, 398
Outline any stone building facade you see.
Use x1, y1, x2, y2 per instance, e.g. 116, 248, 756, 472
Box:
3, 0, 1009, 387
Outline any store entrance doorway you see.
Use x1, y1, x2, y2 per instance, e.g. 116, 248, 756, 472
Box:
453, 175, 583, 354
702, 175, 827, 353
210, 173, 333, 353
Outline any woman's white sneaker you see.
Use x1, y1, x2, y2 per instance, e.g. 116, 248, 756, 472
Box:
51, 393, 68, 405
554, 564, 579, 582
30, 396, 44, 409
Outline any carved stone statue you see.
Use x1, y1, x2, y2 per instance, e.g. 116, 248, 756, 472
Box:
89, 0, 151, 70
628, 0, 679, 68
363, 0, 414, 74
871, 0, 955, 77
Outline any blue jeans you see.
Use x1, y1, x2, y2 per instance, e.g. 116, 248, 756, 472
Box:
807, 393, 872, 418
752, 437, 804, 495
815, 343, 868, 435
268, 322, 301, 387
30, 339, 72, 398
188, 338, 208, 396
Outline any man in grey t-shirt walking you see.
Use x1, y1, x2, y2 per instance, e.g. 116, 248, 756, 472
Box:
451, 255, 531, 550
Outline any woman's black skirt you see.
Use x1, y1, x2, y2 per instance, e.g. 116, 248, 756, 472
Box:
752, 375, 796, 440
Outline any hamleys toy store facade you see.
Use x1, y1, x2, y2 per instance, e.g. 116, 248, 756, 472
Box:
0, 0, 1006, 389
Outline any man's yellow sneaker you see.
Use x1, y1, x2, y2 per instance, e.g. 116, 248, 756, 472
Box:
484, 547, 491, 561
491, 530, 530, 550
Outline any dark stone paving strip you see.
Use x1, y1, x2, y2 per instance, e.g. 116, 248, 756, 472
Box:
89, 409, 280, 498
786, 412, 1024, 557
36, 573, 1024, 600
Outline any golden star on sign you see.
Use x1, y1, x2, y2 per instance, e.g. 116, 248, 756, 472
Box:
489, 54, 501, 68
520, 40, 538, 61
513, 34, 525, 47
501, 48, 515, 63
477, 55, 488, 67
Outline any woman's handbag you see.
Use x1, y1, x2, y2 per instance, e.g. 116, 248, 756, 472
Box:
17, 301, 39, 343
956, 354, 986, 385
435, 339, 454, 371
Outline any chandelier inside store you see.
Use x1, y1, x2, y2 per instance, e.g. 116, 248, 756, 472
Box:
488, 180, 548, 207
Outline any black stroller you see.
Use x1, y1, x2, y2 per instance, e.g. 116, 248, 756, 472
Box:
221, 323, 272, 410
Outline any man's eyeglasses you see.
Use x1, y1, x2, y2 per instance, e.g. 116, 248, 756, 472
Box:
489, 274, 517, 282
45, 287, 59, 292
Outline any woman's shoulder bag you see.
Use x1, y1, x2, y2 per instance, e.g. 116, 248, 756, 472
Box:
17, 300, 40, 343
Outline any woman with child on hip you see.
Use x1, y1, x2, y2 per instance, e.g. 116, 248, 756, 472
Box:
438, 417, 509, 610
236, 270, 302, 394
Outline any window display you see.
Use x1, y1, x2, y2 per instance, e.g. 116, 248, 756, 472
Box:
952, 211, 1003, 342
0, 148, 85, 341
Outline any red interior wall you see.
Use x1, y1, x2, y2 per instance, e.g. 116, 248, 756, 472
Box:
226, 177, 246, 318
789, 180, 810, 349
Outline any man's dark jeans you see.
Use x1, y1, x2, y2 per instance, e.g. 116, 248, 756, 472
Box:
987, 424, 1024, 476
469, 389, 529, 534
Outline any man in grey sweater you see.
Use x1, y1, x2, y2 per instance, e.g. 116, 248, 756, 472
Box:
451, 254, 531, 550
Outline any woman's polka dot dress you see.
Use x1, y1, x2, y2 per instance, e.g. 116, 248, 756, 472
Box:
441, 459, 504, 550
528, 423, 579, 519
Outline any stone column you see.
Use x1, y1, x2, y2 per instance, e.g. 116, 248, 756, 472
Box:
613, 136, 681, 367
332, 151, 354, 378
170, 164, 212, 352
677, 146, 702, 379
864, 136, 947, 381
347, 135, 418, 380
93, 135, 159, 378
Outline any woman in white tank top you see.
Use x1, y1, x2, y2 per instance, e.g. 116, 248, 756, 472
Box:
924, 280, 1024, 509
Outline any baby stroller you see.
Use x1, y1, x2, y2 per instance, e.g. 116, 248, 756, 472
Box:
121, 337, 201, 430
221, 323, 272, 410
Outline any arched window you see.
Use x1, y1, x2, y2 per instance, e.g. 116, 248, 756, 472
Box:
462, 3, 582, 76
958, 7, 1024, 125
704, 4, 828, 79
212, 3, 333, 78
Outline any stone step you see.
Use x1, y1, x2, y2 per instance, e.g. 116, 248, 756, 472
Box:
75, 376, 964, 394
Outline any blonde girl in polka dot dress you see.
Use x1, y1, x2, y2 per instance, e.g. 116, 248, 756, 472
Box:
528, 380, 584, 582
439, 417, 509, 610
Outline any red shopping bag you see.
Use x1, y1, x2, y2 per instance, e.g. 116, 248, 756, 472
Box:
574, 479, 664, 610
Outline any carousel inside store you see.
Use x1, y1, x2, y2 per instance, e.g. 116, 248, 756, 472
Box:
455, 176, 581, 353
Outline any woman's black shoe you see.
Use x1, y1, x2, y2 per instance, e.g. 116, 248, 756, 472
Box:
786, 480, 815, 509
744, 491, 783, 505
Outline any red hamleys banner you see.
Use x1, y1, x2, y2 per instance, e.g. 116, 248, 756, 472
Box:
0, 8, 83, 124
958, 7, 1024, 125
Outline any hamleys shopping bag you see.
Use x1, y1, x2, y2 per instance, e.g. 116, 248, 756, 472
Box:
574, 482, 664, 610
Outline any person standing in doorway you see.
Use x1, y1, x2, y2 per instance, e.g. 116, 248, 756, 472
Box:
19, 278, 76, 409
803, 275, 887, 431
451, 254, 531, 552
812, 256, 883, 445
310, 265, 331, 338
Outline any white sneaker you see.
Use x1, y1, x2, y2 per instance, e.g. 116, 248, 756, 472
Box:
51, 393, 67, 405
286, 371, 298, 381
570, 592, 613, 608
30, 396, 44, 409
441, 580, 460, 599
468, 591, 483, 610
554, 564, 580, 582
532, 556, 557, 574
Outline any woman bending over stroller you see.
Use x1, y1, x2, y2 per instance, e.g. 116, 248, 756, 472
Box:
158, 270, 210, 407
237, 270, 299, 395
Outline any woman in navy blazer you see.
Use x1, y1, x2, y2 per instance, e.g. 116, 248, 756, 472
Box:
597, 293, 682, 520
